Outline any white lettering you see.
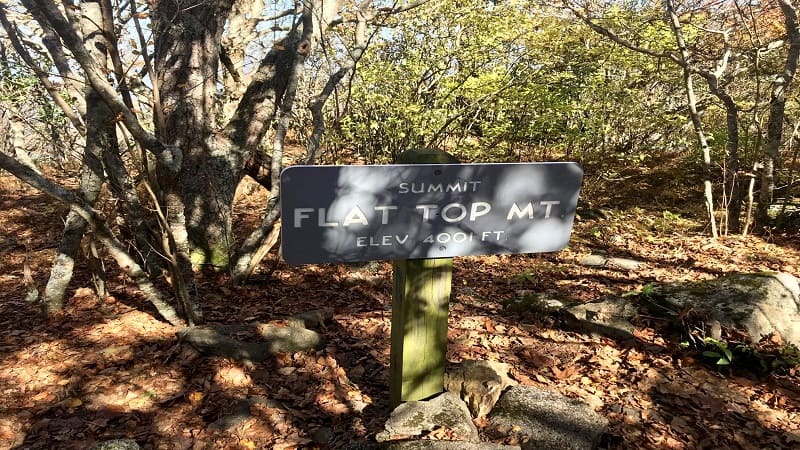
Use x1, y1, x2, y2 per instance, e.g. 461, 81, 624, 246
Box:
374, 205, 398, 224
446, 182, 464, 192
342, 206, 369, 226
507, 202, 534, 220
416, 204, 438, 221
357, 234, 410, 247
423, 232, 474, 245
294, 208, 313, 228
481, 230, 505, 240
398, 181, 482, 194
318, 208, 338, 227
541, 201, 560, 219
469, 202, 491, 221
452, 232, 470, 243
441, 203, 467, 222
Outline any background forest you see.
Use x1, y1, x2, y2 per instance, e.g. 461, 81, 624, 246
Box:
1, 0, 799, 321
1, 0, 800, 448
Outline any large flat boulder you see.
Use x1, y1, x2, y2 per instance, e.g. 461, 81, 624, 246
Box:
488, 386, 608, 450
651, 272, 800, 346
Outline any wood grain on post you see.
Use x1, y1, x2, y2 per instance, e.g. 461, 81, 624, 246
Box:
390, 149, 458, 407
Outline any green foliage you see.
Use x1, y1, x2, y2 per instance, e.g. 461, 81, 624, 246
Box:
623, 282, 655, 298
684, 336, 800, 373
702, 337, 734, 366
643, 210, 697, 234
513, 271, 538, 286
736, 342, 800, 372
327, 0, 684, 164
774, 344, 800, 369
0, 52, 70, 160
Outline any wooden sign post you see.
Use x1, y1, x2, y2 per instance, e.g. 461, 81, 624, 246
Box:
279, 153, 583, 407
389, 149, 458, 406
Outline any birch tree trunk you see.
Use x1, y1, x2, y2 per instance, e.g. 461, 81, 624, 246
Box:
42, 0, 117, 313
758, 0, 800, 226
666, 0, 718, 238
568, 0, 726, 238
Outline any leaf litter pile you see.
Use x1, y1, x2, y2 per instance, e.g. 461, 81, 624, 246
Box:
1, 168, 799, 449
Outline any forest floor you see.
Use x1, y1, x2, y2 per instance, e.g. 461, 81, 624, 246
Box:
1, 158, 799, 450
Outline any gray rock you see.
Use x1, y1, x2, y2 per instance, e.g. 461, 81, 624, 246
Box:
579, 255, 643, 271
652, 272, 800, 346
345, 443, 520, 450
606, 257, 643, 271
774, 272, 800, 300
565, 297, 637, 340
346, 261, 384, 285
383, 442, 521, 450
489, 386, 608, 450
444, 360, 518, 418
505, 293, 565, 314
376, 392, 479, 443
89, 440, 141, 450
209, 396, 280, 431
177, 324, 324, 362
287, 307, 334, 329
209, 398, 253, 431
579, 254, 607, 267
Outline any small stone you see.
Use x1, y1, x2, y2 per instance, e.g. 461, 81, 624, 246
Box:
489, 385, 608, 450
579, 254, 607, 267
287, 308, 334, 329
565, 297, 637, 340
89, 440, 141, 450
383, 442, 522, 450
377, 392, 478, 442
209, 398, 253, 431
580, 255, 643, 271
605, 257, 643, 271
310, 426, 335, 444
444, 360, 517, 418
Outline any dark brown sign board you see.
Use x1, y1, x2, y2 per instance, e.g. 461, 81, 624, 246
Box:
280, 162, 583, 264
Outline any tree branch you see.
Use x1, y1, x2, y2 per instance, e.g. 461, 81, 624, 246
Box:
19, 0, 86, 117
0, 4, 85, 133
31, 0, 165, 153
0, 152, 184, 326
563, 0, 680, 64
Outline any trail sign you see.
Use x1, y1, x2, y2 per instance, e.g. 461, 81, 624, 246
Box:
280, 162, 583, 264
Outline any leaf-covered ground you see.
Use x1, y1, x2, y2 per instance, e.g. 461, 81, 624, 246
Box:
1, 164, 799, 449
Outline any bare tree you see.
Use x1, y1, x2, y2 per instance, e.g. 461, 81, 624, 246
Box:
0, 0, 428, 324
564, 0, 783, 236
758, 0, 800, 226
